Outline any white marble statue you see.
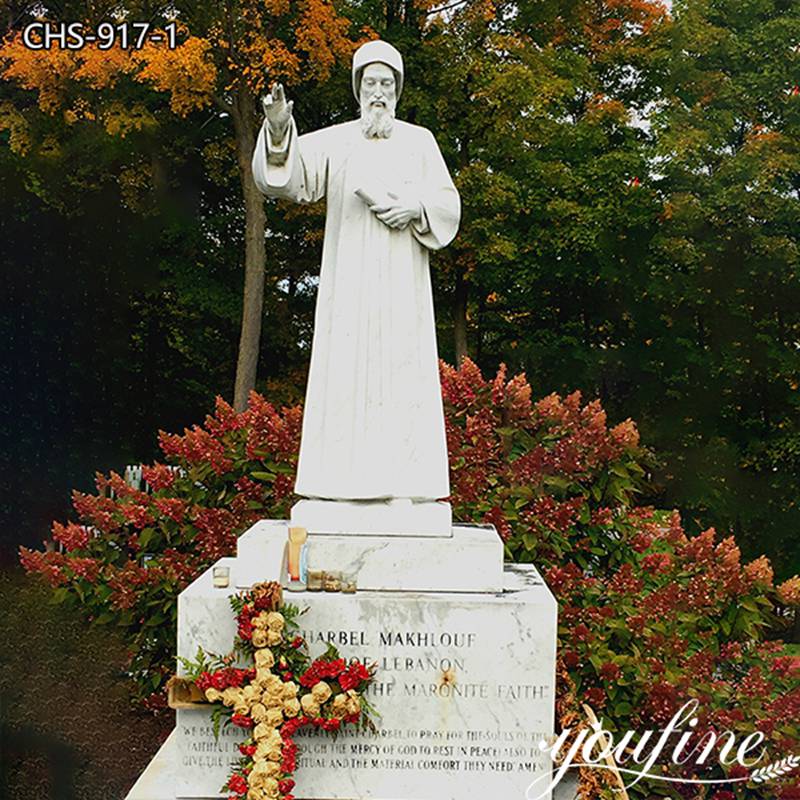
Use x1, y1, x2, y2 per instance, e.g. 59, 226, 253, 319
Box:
252, 40, 460, 503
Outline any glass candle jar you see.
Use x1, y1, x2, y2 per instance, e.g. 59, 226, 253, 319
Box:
212, 565, 230, 588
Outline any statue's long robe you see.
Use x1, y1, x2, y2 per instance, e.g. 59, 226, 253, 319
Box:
252, 118, 460, 500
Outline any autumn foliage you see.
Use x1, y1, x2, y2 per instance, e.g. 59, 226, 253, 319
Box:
0, 3, 361, 138
18, 360, 799, 798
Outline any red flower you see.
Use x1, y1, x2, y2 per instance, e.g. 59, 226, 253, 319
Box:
728, 764, 749, 780
584, 687, 606, 709
281, 754, 297, 772
291, 636, 304, 649
562, 651, 580, 668
224, 668, 246, 688
599, 662, 621, 681
142, 463, 176, 491
339, 662, 371, 691
254, 594, 272, 611
238, 619, 253, 641
196, 671, 213, 692
278, 779, 296, 793
153, 497, 187, 523
122, 503, 155, 529
227, 774, 247, 794
298, 668, 319, 688
51, 521, 90, 552
281, 718, 303, 736
239, 743, 257, 757
572, 623, 592, 643
211, 671, 227, 690
231, 714, 254, 728
321, 658, 346, 677
642, 552, 672, 575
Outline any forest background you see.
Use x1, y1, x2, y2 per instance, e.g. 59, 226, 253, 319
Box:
1, 0, 799, 585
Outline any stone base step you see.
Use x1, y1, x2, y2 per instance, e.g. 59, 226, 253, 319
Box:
236, 519, 505, 593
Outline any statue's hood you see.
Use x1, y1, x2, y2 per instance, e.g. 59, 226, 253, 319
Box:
352, 40, 404, 102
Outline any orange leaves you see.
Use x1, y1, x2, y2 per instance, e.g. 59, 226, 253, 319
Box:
1, 27, 215, 122
549, 0, 668, 55
102, 102, 156, 137
0, 32, 78, 112
237, 37, 301, 95
261, 0, 292, 15
72, 42, 134, 89
0, 30, 139, 113
205, 0, 357, 94
293, 0, 356, 83
227, 0, 298, 92
1, 4, 359, 124
603, 0, 668, 34
64, 97, 96, 124
134, 35, 216, 116
585, 93, 629, 124
468, 0, 498, 24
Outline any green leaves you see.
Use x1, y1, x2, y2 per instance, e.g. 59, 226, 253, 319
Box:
250, 471, 276, 482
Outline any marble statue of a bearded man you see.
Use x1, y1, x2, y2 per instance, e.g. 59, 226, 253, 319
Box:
252, 40, 460, 509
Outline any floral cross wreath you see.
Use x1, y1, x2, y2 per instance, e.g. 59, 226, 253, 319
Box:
179, 581, 377, 800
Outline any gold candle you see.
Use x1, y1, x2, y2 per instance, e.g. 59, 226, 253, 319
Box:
307, 570, 324, 592
323, 571, 342, 592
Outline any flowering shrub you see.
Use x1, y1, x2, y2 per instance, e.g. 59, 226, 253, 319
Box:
440, 358, 646, 557
441, 361, 799, 799
20, 393, 300, 708
551, 516, 800, 799
19, 360, 799, 797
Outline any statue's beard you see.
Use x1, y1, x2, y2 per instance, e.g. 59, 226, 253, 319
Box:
360, 101, 395, 139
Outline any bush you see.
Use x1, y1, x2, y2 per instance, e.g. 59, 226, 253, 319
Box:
20, 360, 799, 798
20, 394, 301, 709
442, 360, 800, 799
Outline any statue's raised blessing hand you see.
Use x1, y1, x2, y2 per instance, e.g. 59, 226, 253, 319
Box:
262, 83, 293, 143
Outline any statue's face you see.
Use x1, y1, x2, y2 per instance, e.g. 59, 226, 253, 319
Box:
360, 63, 397, 115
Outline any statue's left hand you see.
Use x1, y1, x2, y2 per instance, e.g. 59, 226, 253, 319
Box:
370, 193, 422, 230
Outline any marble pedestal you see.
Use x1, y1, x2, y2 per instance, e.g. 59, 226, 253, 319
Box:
125, 521, 558, 800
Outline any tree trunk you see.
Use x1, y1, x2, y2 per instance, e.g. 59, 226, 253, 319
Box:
453, 269, 468, 365
231, 87, 267, 411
